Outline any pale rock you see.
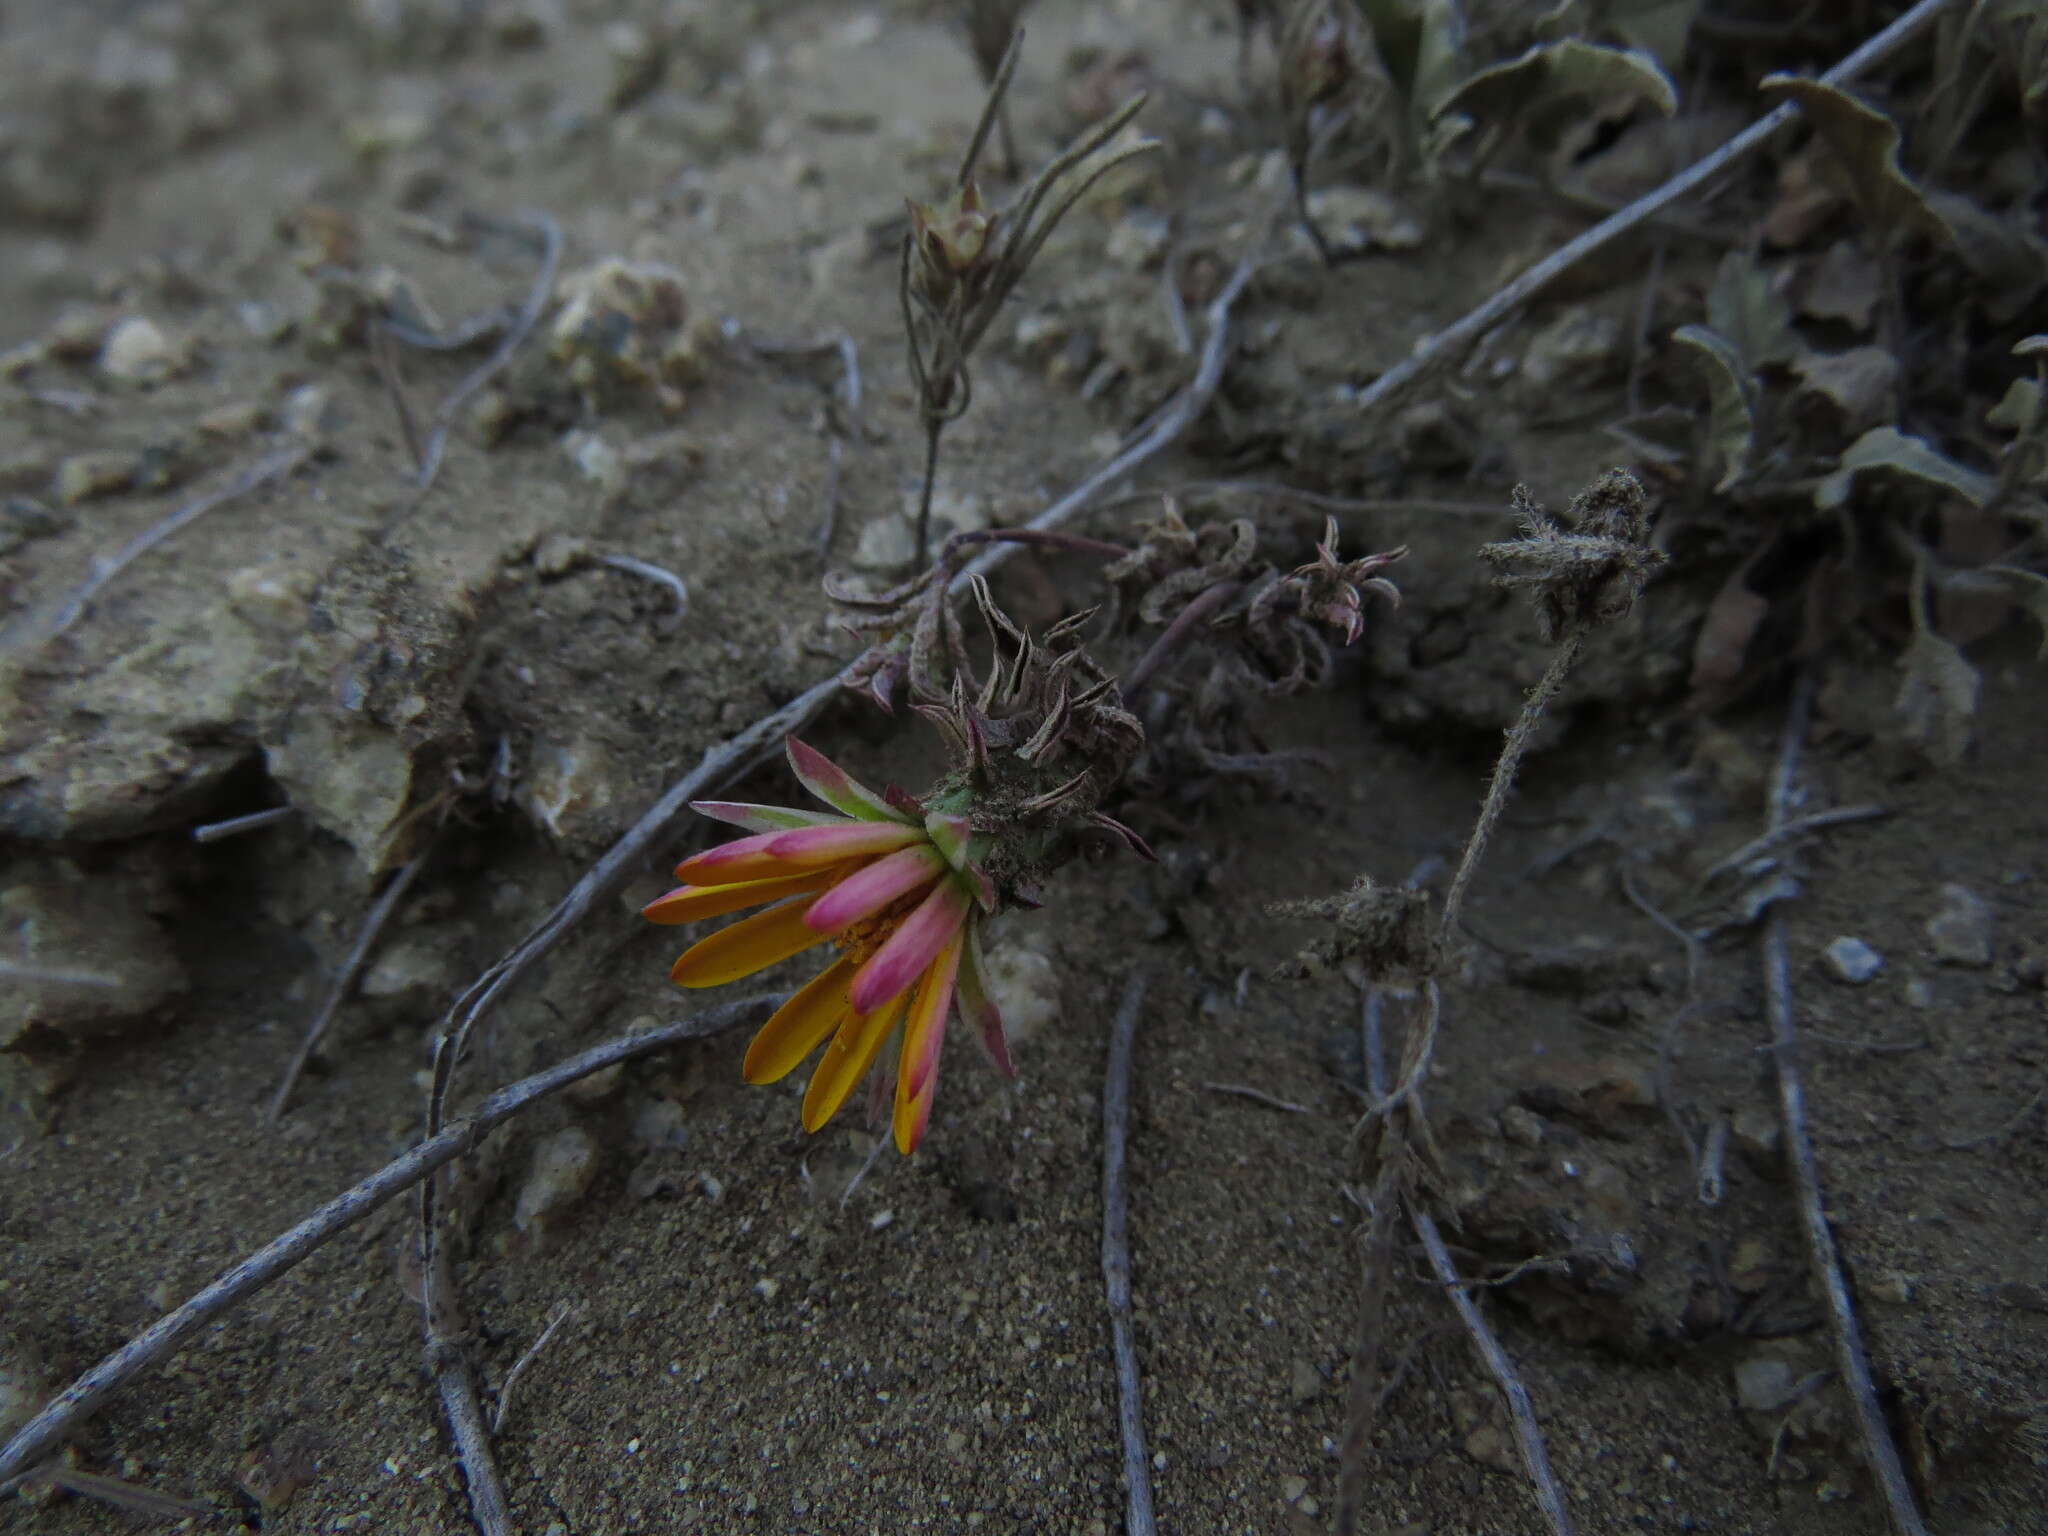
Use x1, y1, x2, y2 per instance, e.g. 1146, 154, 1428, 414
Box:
562, 429, 625, 495
225, 564, 316, 634
1733, 1356, 1799, 1412
1, 861, 187, 1060
1731, 1102, 1781, 1165
1304, 186, 1425, 254
1820, 936, 1884, 985
282, 384, 334, 440
1925, 883, 1993, 968
359, 931, 462, 1012
1519, 307, 1626, 394
980, 938, 1059, 1048
98, 316, 181, 384
514, 1127, 600, 1233
1499, 1104, 1546, 1147
196, 401, 271, 439
851, 515, 917, 573
53, 451, 135, 506
266, 715, 419, 879
1105, 211, 1171, 269
521, 737, 622, 846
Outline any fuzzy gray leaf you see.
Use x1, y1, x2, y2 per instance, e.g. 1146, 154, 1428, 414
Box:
1814, 426, 1997, 510
1758, 76, 1953, 248
1435, 39, 1678, 142
1673, 324, 1757, 492
1706, 249, 1796, 370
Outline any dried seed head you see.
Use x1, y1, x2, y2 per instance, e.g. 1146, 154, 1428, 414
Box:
908, 181, 997, 298
1478, 469, 1663, 644
1270, 876, 1438, 983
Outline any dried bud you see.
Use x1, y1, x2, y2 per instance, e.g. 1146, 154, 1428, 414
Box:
908, 180, 996, 291
1270, 877, 1437, 983
1277, 517, 1405, 646
1478, 469, 1663, 644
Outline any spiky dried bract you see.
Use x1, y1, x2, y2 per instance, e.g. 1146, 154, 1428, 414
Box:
1111, 499, 1406, 694
1478, 469, 1663, 644
1269, 877, 1437, 983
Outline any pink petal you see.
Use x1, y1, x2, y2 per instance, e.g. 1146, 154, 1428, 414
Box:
848, 877, 971, 1014
691, 800, 845, 834
956, 921, 1013, 1080
786, 738, 909, 823
674, 819, 921, 886
803, 844, 945, 934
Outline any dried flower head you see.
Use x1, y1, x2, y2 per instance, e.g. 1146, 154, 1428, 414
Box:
1269, 876, 1437, 984
1478, 469, 1663, 643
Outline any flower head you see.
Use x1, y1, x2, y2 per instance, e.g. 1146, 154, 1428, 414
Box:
644, 738, 1012, 1155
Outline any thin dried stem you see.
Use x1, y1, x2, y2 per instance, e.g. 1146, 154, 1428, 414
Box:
1346, 0, 1958, 422
33, 444, 312, 644
412, 211, 563, 497
192, 806, 295, 843
493, 1300, 575, 1435
1119, 579, 1244, 695
1440, 635, 1583, 942
1101, 972, 1156, 1536
1761, 674, 1929, 1536
1200, 1081, 1310, 1114
598, 553, 690, 620
0, 995, 779, 1485
1410, 1204, 1575, 1536
1697, 804, 1889, 887
269, 848, 433, 1122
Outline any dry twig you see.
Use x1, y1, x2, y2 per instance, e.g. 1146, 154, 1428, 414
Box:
1761, 675, 1928, 1536
0, 994, 779, 1486
493, 1300, 575, 1435
36, 444, 312, 643
1101, 973, 1156, 1536
1410, 1205, 1574, 1536
412, 211, 563, 496
1200, 1081, 1310, 1114
269, 848, 433, 1122
192, 806, 296, 843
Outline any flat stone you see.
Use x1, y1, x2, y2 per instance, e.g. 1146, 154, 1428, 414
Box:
1925, 883, 1993, 968
1821, 936, 1884, 985
514, 1127, 600, 1234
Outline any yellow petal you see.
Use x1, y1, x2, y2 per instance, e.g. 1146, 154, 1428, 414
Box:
643, 868, 840, 925
742, 955, 857, 1083
670, 897, 832, 989
801, 993, 908, 1132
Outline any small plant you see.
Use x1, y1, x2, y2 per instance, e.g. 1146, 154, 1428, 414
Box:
900, 33, 1157, 563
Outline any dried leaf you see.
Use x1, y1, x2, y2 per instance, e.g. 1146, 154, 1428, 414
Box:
1982, 564, 2048, 656
1814, 426, 1997, 510
1706, 248, 1796, 369
1672, 324, 1758, 492
1990, 378, 2044, 432
1356, 0, 1470, 118
1894, 627, 1979, 765
1689, 566, 1768, 695
1758, 76, 1953, 248
1798, 239, 1881, 328
1437, 39, 1678, 147
1792, 346, 1897, 434
1924, 191, 2048, 322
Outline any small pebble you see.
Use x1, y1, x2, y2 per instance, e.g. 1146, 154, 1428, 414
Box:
53, 451, 135, 505
1925, 883, 1993, 968
1733, 1356, 1798, 1412
514, 1127, 599, 1234
1821, 936, 1884, 985
1498, 1104, 1546, 1147
1279, 1474, 1308, 1504
98, 316, 179, 384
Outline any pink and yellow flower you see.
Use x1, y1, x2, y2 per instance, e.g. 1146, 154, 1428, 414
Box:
644, 739, 1010, 1154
